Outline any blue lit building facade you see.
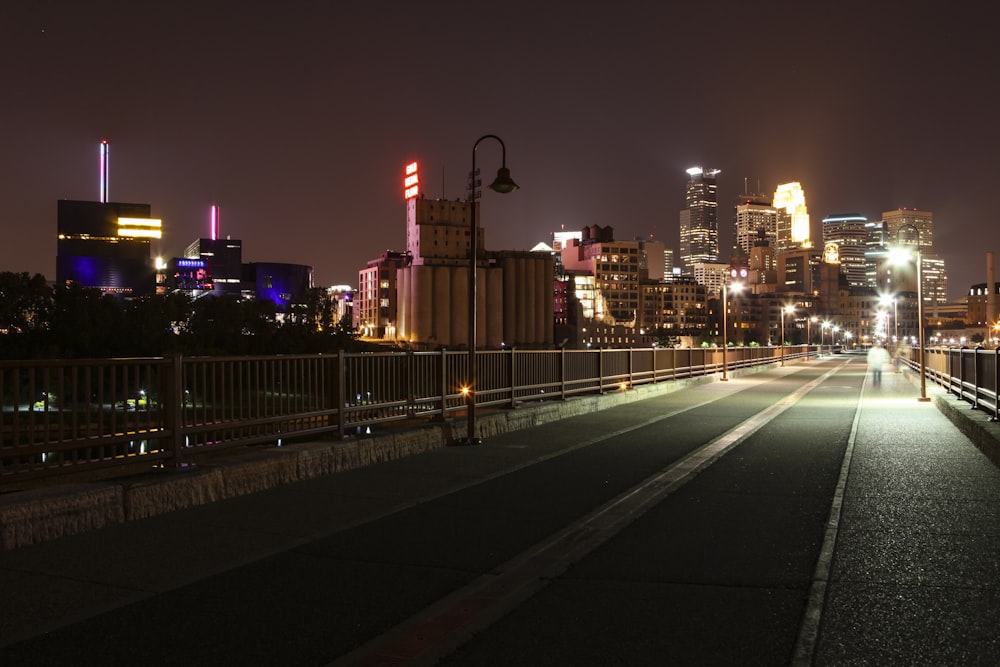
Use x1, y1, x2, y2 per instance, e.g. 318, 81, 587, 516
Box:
242, 262, 313, 312
56, 200, 160, 297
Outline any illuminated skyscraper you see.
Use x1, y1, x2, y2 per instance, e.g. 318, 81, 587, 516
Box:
773, 182, 811, 253
679, 167, 720, 272
822, 214, 868, 288
883, 208, 933, 250
733, 192, 777, 256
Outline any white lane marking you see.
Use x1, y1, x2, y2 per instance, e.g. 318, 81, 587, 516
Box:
791, 360, 865, 666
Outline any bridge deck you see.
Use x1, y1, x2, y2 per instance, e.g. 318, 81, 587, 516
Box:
1, 354, 998, 665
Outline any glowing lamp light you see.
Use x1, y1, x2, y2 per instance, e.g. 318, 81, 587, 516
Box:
460, 385, 471, 397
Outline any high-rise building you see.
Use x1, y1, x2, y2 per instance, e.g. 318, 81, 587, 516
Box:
733, 192, 777, 257
679, 167, 720, 272
883, 208, 933, 249
822, 214, 868, 288
662, 248, 675, 277
692, 262, 729, 298
561, 226, 642, 323
637, 238, 666, 281
773, 183, 811, 253
56, 199, 161, 297
880, 208, 947, 312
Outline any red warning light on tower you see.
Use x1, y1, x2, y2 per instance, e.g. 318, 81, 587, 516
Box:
403, 161, 420, 200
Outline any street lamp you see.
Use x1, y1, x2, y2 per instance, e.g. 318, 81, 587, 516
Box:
821, 320, 831, 354
721, 280, 743, 381
889, 233, 929, 402
464, 134, 519, 445
808, 316, 817, 358
780, 304, 794, 367
879, 294, 898, 356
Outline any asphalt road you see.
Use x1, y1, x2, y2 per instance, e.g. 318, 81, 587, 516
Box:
2, 355, 998, 666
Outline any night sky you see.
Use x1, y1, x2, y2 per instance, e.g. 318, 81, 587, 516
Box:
3, 2, 998, 299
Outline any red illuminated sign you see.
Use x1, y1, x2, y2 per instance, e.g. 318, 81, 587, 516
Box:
403, 161, 420, 199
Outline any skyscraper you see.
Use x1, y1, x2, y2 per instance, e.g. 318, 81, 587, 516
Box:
822, 214, 868, 288
733, 192, 777, 257
773, 182, 811, 253
883, 208, 933, 249
679, 167, 720, 272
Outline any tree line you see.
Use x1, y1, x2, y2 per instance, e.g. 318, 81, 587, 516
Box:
0, 271, 370, 360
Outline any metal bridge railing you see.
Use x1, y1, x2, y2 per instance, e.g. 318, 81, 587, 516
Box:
899, 346, 1000, 421
2, 345, 809, 485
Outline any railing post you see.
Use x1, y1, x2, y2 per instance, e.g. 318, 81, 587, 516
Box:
628, 348, 633, 388
509, 348, 517, 409
337, 350, 346, 438
993, 347, 999, 422
165, 354, 184, 467
973, 347, 980, 411
406, 350, 415, 417
439, 348, 448, 420
560, 347, 566, 400
959, 347, 966, 403
598, 348, 605, 394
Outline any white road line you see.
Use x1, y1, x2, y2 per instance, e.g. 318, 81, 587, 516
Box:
791, 360, 865, 666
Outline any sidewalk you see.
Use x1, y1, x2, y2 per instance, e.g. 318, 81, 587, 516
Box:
810, 363, 1000, 664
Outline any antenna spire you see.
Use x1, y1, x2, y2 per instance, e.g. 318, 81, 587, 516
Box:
99, 139, 109, 203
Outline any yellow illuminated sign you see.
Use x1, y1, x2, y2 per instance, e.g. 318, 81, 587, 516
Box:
117, 217, 163, 239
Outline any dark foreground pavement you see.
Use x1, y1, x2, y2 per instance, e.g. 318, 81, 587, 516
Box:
1, 355, 999, 666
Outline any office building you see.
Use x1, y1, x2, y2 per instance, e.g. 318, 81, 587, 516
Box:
822, 214, 868, 288
356, 251, 407, 339
184, 237, 243, 297
883, 208, 933, 249
679, 167, 720, 271
733, 192, 777, 257
56, 199, 161, 297
242, 262, 313, 312
773, 182, 811, 254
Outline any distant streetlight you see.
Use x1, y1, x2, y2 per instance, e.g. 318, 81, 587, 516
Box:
463, 134, 519, 445
780, 304, 794, 367
808, 316, 818, 357
821, 321, 831, 354
889, 237, 929, 402
879, 294, 899, 356
721, 280, 743, 381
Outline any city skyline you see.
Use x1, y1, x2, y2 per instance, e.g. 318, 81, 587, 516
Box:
3, 3, 998, 299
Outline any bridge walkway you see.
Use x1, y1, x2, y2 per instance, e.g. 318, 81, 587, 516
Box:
1, 355, 998, 665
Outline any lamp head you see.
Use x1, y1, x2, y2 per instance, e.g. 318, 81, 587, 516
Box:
489, 166, 519, 194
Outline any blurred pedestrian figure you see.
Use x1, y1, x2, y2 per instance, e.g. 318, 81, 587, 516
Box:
867, 342, 890, 386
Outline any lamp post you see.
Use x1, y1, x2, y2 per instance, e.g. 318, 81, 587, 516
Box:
780, 304, 794, 367
915, 248, 928, 401
808, 316, 817, 358
821, 321, 831, 354
721, 280, 743, 381
464, 135, 519, 445
890, 225, 929, 402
